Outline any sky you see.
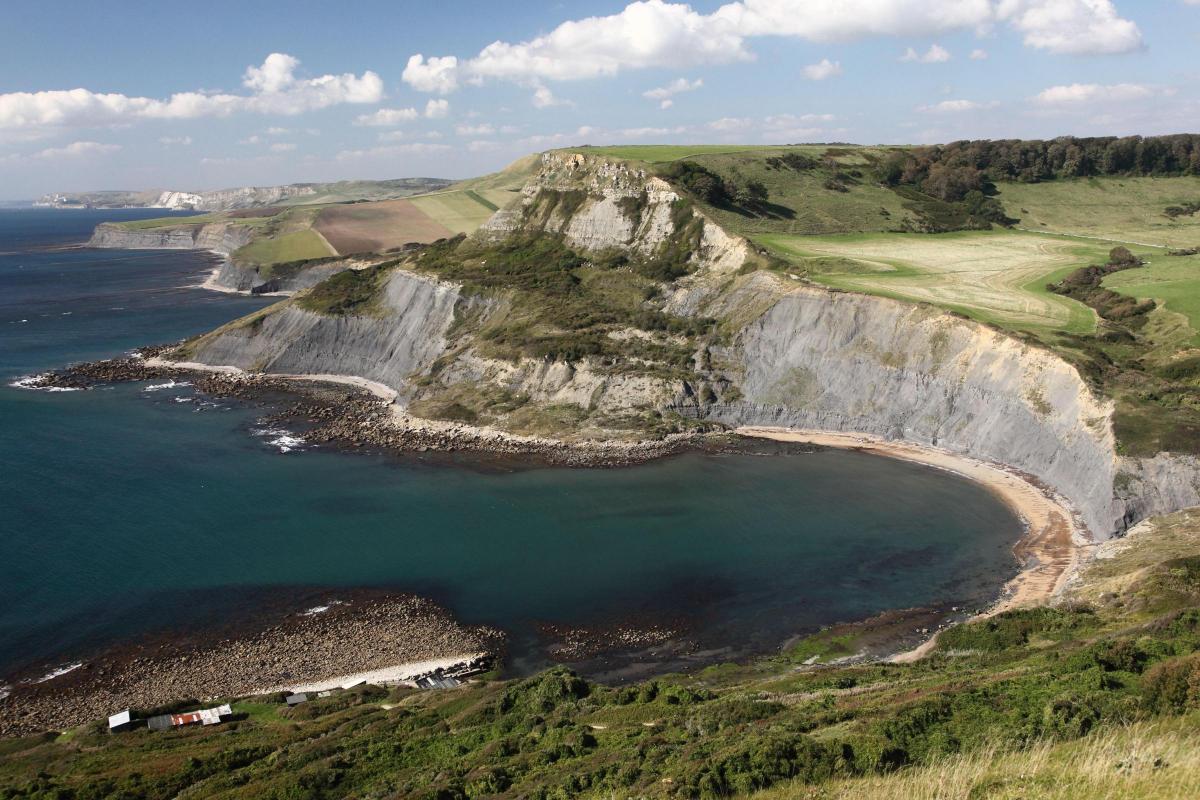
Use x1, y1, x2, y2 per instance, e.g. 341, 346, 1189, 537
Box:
1, 0, 1198, 199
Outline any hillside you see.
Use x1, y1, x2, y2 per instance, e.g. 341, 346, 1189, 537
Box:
37, 178, 451, 212
4, 509, 1200, 799
39, 142, 1200, 798
85, 158, 539, 293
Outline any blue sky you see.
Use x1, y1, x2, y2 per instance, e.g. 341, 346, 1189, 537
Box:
1, 0, 1197, 199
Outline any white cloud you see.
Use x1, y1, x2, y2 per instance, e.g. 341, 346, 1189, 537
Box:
354, 107, 419, 126
970, 48, 989, 59
455, 123, 496, 136
707, 116, 753, 132
1033, 82, 1164, 106
398, 1, 1141, 96
377, 130, 406, 142
159, 135, 192, 145
531, 85, 569, 108
239, 135, 263, 145
424, 98, 450, 119
918, 99, 997, 112
266, 126, 290, 135
467, 140, 501, 152
901, 44, 952, 63
801, 58, 842, 80
335, 142, 452, 161
34, 140, 121, 159
1002, 0, 1143, 55
643, 77, 703, 109
269, 142, 296, 152
0, 53, 383, 132
402, 54, 460, 94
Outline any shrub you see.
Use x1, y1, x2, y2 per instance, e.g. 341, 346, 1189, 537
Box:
1142, 653, 1200, 713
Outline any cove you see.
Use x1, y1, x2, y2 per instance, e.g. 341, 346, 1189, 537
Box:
0, 209, 1024, 681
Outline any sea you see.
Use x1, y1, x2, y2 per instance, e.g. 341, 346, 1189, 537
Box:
0, 206, 1023, 683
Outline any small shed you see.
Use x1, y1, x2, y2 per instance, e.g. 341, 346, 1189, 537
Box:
107, 709, 135, 732
147, 714, 174, 731
285, 693, 309, 706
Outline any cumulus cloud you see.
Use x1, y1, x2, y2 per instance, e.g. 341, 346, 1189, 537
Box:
354, 107, 419, 126
335, 142, 452, 161
399, 1, 1142, 95
269, 142, 296, 152
424, 99, 450, 119
455, 123, 496, 136
1033, 82, 1165, 106
970, 48, 989, 59
402, 55, 460, 94
35, 140, 121, 159
918, 99, 998, 112
1003, 0, 1143, 55
531, 85, 569, 108
159, 135, 192, 145
901, 44, 952, 63
801, 58, 843, 80
643, 77, 703, 109
0, 53, 383, 132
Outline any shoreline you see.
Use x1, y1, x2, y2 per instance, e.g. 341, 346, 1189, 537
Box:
735, 427, 1092, 662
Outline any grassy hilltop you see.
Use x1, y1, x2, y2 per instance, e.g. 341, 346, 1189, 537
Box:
577, 138, 1200, 457
4, 511, 1200, 798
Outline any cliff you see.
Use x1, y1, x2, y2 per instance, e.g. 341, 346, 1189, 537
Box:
87, 222, 354, 294
178, 151, 1199, 538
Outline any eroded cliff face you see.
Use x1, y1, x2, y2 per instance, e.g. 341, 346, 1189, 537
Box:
87, 222, 348, 294
176, 151, 1198, 536
481, 152, 753, 274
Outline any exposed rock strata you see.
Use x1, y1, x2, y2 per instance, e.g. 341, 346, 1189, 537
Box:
172, 152, 1199, 537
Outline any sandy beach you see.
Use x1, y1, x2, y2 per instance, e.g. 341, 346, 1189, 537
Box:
735, 426, 1092, 662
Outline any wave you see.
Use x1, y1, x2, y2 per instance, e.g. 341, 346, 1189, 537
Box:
252, 426, 308, 453
143, 380, 192, 392
9, 374, 83, 392
34, 662, 83, 684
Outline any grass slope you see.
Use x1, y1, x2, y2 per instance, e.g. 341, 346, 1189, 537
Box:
4, 510, 1200, 799
1104, 253, 1200, 343
999, 176, 1200, 249
230, 229, 335, 267
756, 230, 1112, 334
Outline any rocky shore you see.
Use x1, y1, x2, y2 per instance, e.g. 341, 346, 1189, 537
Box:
25, 349, 778, 468
0, 593, 502, 737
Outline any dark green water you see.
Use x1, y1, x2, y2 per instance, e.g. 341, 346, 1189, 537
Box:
0, 209, 1022, 683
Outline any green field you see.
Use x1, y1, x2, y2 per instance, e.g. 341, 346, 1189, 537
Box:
231, 229, 335, 267
1104, 253, 1200, 345
758, 229, 1121, 334
408, 190, 502, 234
999, 176, 1200, 248
115, 214, 257, 230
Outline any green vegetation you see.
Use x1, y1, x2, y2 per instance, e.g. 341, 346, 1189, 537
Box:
756, 230, 1109, 334
576, 144, 810, 162
1104, 253, 1200, 341
410, 233, 712, 366
231, 229, 335, 269
115, 214, 252, 230
998, 176, 1200, 248
5, 510, 1200, 799
294, 264, 390, 317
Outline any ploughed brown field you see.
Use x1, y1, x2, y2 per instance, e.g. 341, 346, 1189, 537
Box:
314, 199, 455, 254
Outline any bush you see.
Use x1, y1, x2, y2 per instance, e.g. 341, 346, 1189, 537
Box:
1143, 653, 1200, 713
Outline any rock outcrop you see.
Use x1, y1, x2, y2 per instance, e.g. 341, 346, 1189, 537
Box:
177, 151, 1198, 538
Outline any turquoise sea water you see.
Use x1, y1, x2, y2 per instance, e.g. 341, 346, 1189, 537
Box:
0, 209, 1023, 680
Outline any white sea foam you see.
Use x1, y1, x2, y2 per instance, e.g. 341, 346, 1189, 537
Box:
301, 599, 346, 616
144, 380, 191, 392
9, 375, 82, 392
252, 426, 307, 453
34, 662, 82, 683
